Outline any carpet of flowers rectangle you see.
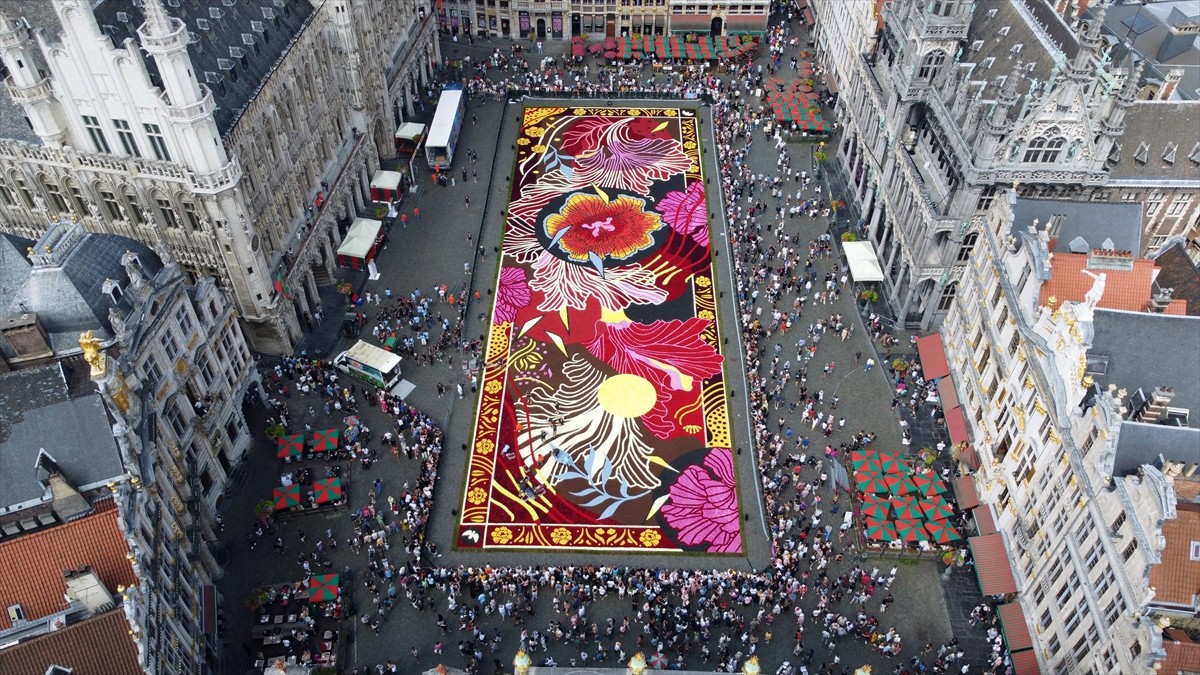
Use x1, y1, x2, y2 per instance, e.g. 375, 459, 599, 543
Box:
455, 105, 745, 553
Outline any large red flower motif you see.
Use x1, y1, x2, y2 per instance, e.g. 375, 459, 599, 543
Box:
660, 448, 742, 553
545, 193, 664, 263
585, 318, 723, 439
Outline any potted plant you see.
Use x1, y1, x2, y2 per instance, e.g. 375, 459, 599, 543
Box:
245, 588, 270, 611
373, 206, 388, 219
860, 289, 879, 304
336, 281, 354, 296
814, 150, 828, 163
840, 231, 856, 242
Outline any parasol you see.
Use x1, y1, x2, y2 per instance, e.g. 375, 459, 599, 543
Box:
310, 428, 340, 453
648, 650, 668, 669
856, 474, 890, 494
273, 484, 301, 511
313, 477, 343, 505
342, 415, 361, 427
893, 519, 928, 542
920, 500, 956, 521
863, 519, 897, 542
885, 475, 919, 496
888, 496, 922, 521
276, 434, 304, 459
924, 520, 962, 544
859, 499, 890, 521
308, 573, 340, 602
604, 50, 617, 59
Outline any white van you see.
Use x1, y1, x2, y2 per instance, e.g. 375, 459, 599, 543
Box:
333, 341, 402, 390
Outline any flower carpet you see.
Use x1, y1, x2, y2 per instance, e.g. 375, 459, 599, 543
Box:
455, 105, 745, 553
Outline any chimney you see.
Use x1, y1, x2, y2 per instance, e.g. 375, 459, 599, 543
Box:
1137, 386, 1175, 423
1086, 249, 1136, 272
1159, 69, 1183, 101
1149, 287, 1174, 313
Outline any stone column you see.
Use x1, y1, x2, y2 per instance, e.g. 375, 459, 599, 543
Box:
305, 268, 320, 309
898, 272, 920, 321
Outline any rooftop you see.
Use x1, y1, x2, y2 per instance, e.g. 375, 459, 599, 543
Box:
1093, 0, 1200, 101
0, 609, 141, 675
1106, 101, 1200, 183
1148, 481, 1200, 608
960, 0, 1080, 106
0, 363, 124, 511
0, 0, 316, 138
1152, 239, 1200, 318
0, 500, 135, 630
1090, 309, 1200, 429
1011, 197, 1144, 254
1038, 253, 1187, 314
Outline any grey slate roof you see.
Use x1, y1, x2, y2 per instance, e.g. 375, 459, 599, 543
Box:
1089, 308, 1200, 430
1096, 1, 1200, 101
0, 225, 161, 354
1010, 197, 1144, 253
0, 0, 315, 139
962, 0, 1078, 105
0, 364, 124, 510
1106, 102, 1200, 182
1110, 421, 1200, 477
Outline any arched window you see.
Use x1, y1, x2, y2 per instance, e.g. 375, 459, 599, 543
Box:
937, 281, 958, 311
919, 50, 946, 81
154, 191, 181, 229
957, 232, 979, 262
63, 179, 88, 216
41, 177, 68, 214
124, 187, 145, 225
1024, 136, 1066, 163
0, 179, 14, 207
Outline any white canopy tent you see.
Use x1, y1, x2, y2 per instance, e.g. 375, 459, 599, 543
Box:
337, 218, 383, 261
395, 122, 425, 143
842, 241, 885, 282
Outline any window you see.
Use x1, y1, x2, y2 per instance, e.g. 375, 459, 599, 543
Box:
159, 330, 179, 356
82, 115, 112, 154
123, 188, 145, 225
0, 180, 14, 207
1072, 634, 1090, 663
1040, 608, 1054, 630
918, 50, 946, 81
144, 123, 171, 161
174, 305, 193, 336
66, 182, 87, 215
1167, 197, 1192, 217
113, 119, 140, 157
1024, 136, 1066, 163
156, 197, 180, 228
43, 179, 67, 213
1122, 539, 1138, 561
957, 232, 978, 262
938, 282, 957, 311
1111, 512, 1126, 532
1191, 541, 1200, 561
166, 400, 187, 436
929, 0, 956, 17
144, 356, 164, 385
182, 201, 202, 231
99, 189, 122, 220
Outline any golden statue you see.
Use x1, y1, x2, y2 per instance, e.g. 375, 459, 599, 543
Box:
628, 651, 648, 675
742, 655, 761, 675
79, 330, 106, 376
512, 649, 531, 675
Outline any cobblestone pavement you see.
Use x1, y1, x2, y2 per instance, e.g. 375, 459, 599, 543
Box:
216, 19, 996, 675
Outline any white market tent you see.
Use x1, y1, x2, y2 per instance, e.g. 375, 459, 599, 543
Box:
337, 218, 383, 260
842, 241, 885, 282
395, 122, 425, 143
370, 170, 402, 192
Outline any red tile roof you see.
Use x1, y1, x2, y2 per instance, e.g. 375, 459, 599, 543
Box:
0, 610, 141, 675
969, 532, 1018, 595
1039, 254, 1162, 312
1159, 631, 1200, 675
954, 474, 980, 511
1010, 647, 1043, 675
974, 503, 998, 536
0, 499, 135, 630
1149, 492, 1200, 608
916, 334, 950, 380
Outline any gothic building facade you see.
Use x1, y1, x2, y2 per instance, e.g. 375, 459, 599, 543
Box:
811, 0, 1200, 329
0, 0, 439, 353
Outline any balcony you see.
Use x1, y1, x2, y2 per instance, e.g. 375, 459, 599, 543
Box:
161, 85, 215, 124
5, 76, 53, 104
191, 160, 242, 195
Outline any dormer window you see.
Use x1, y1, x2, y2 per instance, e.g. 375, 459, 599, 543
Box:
1134, 141, 1150, 165
1162, 143, 1177, 165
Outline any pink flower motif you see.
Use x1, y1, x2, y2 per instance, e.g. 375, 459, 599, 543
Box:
660, 448, 742, 553
494, 266, 531, 324
657, 183, 709, 247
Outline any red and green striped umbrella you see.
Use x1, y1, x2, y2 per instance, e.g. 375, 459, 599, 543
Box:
889, 496, 922, 520
273, 484, 300, 511
860, 498, 890, 521
920, 501, 956, 521
864, 519, 897, 542
308, 573, 340, 602
893, 519, 928, 542
924, 520, 962, 544
885, 475, 919, 496
313, 477, 343, 505
856, 474, 890, 494
311, 428, 340, 453
276, 434, 304, 459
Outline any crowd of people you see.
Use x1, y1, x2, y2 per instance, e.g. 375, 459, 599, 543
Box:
241, 6, 1016, 675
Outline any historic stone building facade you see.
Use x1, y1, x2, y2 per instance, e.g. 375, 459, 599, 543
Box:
811, 0, 1200, 329
0, 0, 439, 353
442, 0, 765, 40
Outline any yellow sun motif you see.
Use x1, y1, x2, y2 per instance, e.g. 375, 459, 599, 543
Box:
491, 527, 513, 545
550, 527, 573, 545
467, 487, 488, 505
475, 439, 495, 455
639, 530, 662, 547
517, 137, 531, 146
485, 380, 503, 395
525, 126, 545, 138
697, 310, 715, 320
532, 144, 547, 153
597, 374, 657, 418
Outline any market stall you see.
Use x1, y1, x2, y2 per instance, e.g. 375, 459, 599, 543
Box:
369, 170, 403, 203
336, 218, 383, 270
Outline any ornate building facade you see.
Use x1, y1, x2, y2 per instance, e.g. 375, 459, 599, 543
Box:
939, 190, 1199, 673
0, 0, 439, 353
810, 0, 1200, 329
442, 0, 765, 39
